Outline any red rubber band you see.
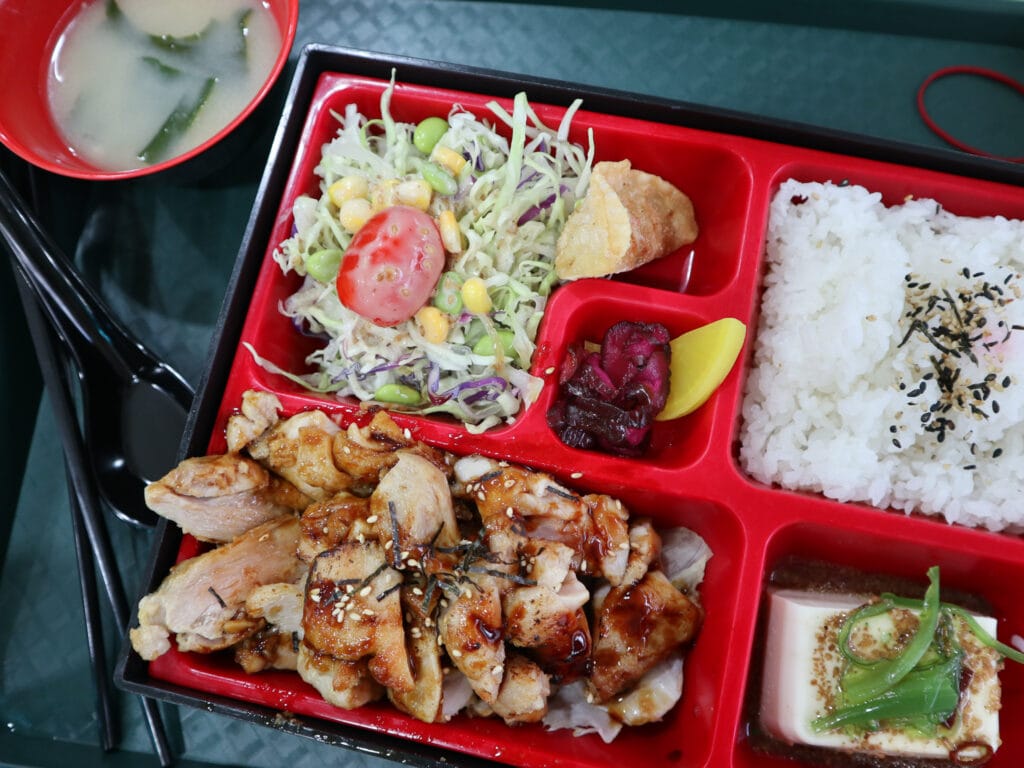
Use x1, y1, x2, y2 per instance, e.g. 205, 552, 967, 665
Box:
916, 65, 1024, 163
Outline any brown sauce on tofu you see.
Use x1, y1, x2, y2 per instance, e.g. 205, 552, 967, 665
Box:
744, 557, 994, 768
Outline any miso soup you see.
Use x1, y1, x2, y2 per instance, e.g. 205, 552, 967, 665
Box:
47, 0, 282, 172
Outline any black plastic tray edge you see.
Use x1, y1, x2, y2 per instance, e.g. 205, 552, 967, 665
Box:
113, 42, 1024, 768
470, 0, 1024, 47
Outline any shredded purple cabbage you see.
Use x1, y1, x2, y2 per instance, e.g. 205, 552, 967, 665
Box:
518, 192, 557, 225
427, 364, 509, 405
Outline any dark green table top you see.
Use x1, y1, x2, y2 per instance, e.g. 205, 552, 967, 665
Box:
2, 1, 1023, 767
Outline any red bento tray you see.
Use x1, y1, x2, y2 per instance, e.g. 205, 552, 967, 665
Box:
117, 45, 1024, 768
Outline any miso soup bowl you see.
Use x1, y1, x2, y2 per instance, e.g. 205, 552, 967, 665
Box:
0, 0, 299, 181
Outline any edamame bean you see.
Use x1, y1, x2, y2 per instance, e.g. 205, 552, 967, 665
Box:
413, 116, 449, 155
473, 330, 516, 357
420, 161, 458, 196
305, 248, 343, 283
373, 383, 422, 405
432, 271, 463, 314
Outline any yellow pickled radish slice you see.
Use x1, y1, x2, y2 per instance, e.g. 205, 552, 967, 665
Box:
657, 318, 746, 420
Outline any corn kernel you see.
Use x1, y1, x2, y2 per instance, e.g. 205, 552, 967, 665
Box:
461, 276, 492, 314
415, 306, 450, 344
328, 176, 369, 208
396, 178, 433, 210
432, 145, 467, 176
437, 209, 463, 254
370, 179, 399, 212
339, 197, 373, 233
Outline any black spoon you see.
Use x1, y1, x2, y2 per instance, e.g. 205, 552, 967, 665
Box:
0, 168, 193, 528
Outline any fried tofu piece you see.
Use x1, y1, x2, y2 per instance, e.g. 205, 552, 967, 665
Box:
555, 160, 697, 280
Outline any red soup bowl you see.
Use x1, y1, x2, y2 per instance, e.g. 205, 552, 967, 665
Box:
0, 0, 298, 180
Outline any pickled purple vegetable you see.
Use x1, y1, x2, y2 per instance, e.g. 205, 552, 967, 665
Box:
547, 321, 671, 456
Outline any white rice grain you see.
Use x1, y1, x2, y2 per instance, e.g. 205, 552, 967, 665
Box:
739, 179, 1024, 531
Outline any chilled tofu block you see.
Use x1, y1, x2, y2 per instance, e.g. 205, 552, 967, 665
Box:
760, 588, 1002, 760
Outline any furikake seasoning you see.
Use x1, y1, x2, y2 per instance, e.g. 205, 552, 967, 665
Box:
892, 267, 1022, 459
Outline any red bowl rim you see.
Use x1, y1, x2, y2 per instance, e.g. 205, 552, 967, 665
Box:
0, 0, 299, 181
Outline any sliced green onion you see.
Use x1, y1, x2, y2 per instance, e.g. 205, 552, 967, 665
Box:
235, 9, 253, 60
138, 76, 215, 163
837, 598, 900, 667
149, 23, 212, 53
881, 593, 1024, 666
813, 655, 960, 732
141, 56, 182, 78
841, 566, 943, 705
946, 605, 1024, 664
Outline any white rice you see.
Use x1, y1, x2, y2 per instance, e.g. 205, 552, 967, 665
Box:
739, 179, 1024, 531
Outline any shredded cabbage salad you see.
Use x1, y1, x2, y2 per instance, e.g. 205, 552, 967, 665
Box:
252, 78, 595, 431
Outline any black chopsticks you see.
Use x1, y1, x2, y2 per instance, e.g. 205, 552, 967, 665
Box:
11, 264, 175, 767
68, 471, 119, 753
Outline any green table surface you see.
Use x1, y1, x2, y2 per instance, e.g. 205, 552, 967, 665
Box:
2, 1, 1023, 767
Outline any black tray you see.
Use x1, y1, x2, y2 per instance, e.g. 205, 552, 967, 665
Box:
113, 42, 1024, 768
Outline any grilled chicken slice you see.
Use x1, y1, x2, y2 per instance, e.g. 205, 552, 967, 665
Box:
606, 651, 683, 726
389, 586, 444, 723
130, 516, 304, 660
371, 452, 460, 560
332, 411, 451, 489
298, 492, 373, 564
245, 581, 305, 635
225, 389, 282, 453
488, 653, 551, 724
454, 456, 583, 563
504, 542, 591, 682
303, 541, 414, 693
582, 493, 630, 585
438, 571, 505, 704
233, 581, 305, 673
297, 644, 384, 709
621, 519, 662, 585
235, 627, 299, 673
144, 454, 309, 543
247, 410, 351, 501
589, 569, 702, 702
442, 669, 475, 721
453, 456, 630, 582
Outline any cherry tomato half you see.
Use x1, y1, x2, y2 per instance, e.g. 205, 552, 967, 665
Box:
336, 206, 445, 326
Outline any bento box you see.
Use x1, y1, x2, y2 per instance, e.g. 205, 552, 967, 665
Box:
117, 44, 1024, 768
